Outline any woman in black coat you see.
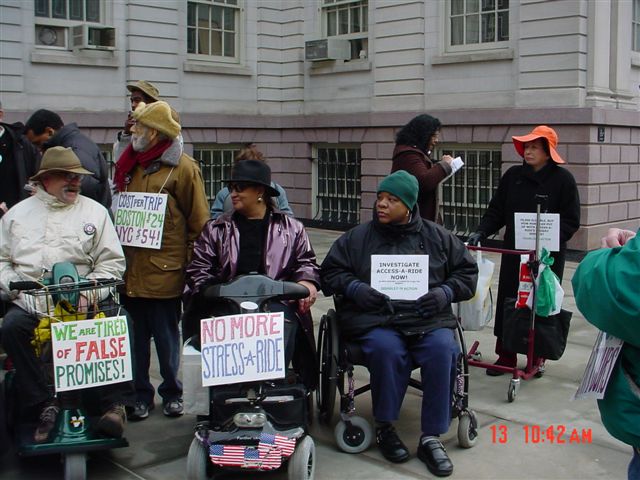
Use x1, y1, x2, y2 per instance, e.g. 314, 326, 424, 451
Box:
468, 125, 580, 375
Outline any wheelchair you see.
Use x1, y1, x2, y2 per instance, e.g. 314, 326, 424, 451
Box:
1, 268, 130, 480
185, 274, 316, 480
316, 305, 478, 454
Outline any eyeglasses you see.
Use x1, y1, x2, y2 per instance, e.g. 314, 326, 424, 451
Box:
227, 182, 250, 193
53, 172, 83, 182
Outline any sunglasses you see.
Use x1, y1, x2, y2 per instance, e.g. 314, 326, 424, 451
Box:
227, 182, 251, 193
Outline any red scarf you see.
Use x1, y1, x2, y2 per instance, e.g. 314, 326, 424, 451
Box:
113, 139, 172, 192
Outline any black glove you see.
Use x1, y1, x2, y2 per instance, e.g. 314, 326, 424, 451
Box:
467, 231, 485, 246
345, 280, 389, 311
416, 286, 452, 318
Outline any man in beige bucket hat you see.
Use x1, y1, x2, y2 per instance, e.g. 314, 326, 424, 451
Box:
0, 146, 135, 443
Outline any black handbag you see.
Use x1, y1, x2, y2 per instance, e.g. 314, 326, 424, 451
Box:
502, 297, 572, 361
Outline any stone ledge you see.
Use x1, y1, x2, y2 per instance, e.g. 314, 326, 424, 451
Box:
30, 49, 118, 67
431, 48, 514, 65
183, 60, 253, 76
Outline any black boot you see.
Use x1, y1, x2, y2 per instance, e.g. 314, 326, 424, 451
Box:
486, 337, 517, 376
417, 437, 453, 477
375, 424, 410, 463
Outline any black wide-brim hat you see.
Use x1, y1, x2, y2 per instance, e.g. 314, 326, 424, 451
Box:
227, 160, 280, 197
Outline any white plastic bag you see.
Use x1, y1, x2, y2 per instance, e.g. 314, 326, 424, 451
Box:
182, 339, 209, 415
458, 246, 495, 331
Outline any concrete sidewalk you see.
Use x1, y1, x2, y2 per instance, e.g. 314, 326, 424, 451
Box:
0, 227, 630, 479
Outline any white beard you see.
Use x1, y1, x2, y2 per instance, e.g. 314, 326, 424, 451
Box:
132, 133, 152, 152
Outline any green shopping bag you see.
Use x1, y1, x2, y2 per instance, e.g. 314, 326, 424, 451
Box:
530, 248, 564, 317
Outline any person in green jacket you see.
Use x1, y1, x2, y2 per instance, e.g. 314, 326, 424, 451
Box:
572, 228, 640, 480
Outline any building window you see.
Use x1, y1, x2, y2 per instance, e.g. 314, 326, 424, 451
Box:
322, 0, 368, 60
438, 147, 501, 236
313, 145, 361, 227
193, 146, 240, 208
34, 0, 114, 50
187, 0, 239, 60
634, 0, 640, 51
35, 0, 101, 22
449, 0, 509, 48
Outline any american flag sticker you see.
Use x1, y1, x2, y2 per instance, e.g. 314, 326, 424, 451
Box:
258, 432, 296, 457
209, 442, 287, 471
243, 447, 264, 468
209, 444, 246, 467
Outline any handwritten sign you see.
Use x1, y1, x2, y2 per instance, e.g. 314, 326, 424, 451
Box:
200, 312, 285, 387
573, 331, 624, 400
51, 316, 132, 392
114, 192, 167, 249
514, 213, 560, 252
370, 255, 429, 300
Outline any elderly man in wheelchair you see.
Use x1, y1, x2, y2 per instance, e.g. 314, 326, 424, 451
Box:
321, 171, 478, 477
0, 147, 134, 444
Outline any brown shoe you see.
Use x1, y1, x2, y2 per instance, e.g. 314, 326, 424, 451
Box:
34, 403, 60, 443
97, 404, 126, 438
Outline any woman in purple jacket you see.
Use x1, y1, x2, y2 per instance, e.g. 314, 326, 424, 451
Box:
183, 160, 320, 385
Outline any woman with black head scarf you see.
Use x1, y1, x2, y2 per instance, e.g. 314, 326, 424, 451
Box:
391, 114, 453, 223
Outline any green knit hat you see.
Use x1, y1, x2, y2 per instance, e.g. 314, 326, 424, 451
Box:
377, 170, 419, 210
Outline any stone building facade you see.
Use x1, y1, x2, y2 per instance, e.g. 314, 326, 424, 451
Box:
1, 0, 639, 250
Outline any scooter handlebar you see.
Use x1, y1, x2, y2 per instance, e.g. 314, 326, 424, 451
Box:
201, 274, 310, 307
279, 281, 309, 300
9, 280, 43, 291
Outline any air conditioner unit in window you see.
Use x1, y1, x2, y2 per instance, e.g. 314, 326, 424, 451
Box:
305, 38, 351, 61
72, 24, 116, 50
35, 25, 67, 47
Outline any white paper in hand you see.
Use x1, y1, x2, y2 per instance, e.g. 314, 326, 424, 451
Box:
450, 156, 464, 174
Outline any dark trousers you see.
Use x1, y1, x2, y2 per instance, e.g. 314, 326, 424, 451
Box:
266, 301, 298, 367
359, 327, 459, 436
121, 295, 182, 405
1, 305, 135, 410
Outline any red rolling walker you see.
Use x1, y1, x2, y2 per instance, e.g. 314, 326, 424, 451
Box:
464, 197, 547, 402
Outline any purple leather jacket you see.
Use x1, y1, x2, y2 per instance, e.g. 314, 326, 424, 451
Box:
184, 210, 320, 298
183, 209, 321, 387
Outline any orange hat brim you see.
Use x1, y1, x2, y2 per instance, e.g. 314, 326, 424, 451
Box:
512, 133, 565, 164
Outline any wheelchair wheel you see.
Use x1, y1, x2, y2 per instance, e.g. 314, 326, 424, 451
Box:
457, 410, 478, 448
63, 452, 86, 480
334, 416, 372, 454
507, 379, 520, 403
316, 311, 338, 425
287, 435, 316, 480
186, 437, 209, 480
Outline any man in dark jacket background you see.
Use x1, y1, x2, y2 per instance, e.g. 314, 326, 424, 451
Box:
24, 109, 111, 209
0, 101, 40, 218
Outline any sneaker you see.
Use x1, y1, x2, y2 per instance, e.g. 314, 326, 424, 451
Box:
97, 404, 126, 438
163, 398, 184, 417
417, 437, 453, 477
128, 401, 153, 421
34, 402, 60, 443
375, 424, 410, 463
